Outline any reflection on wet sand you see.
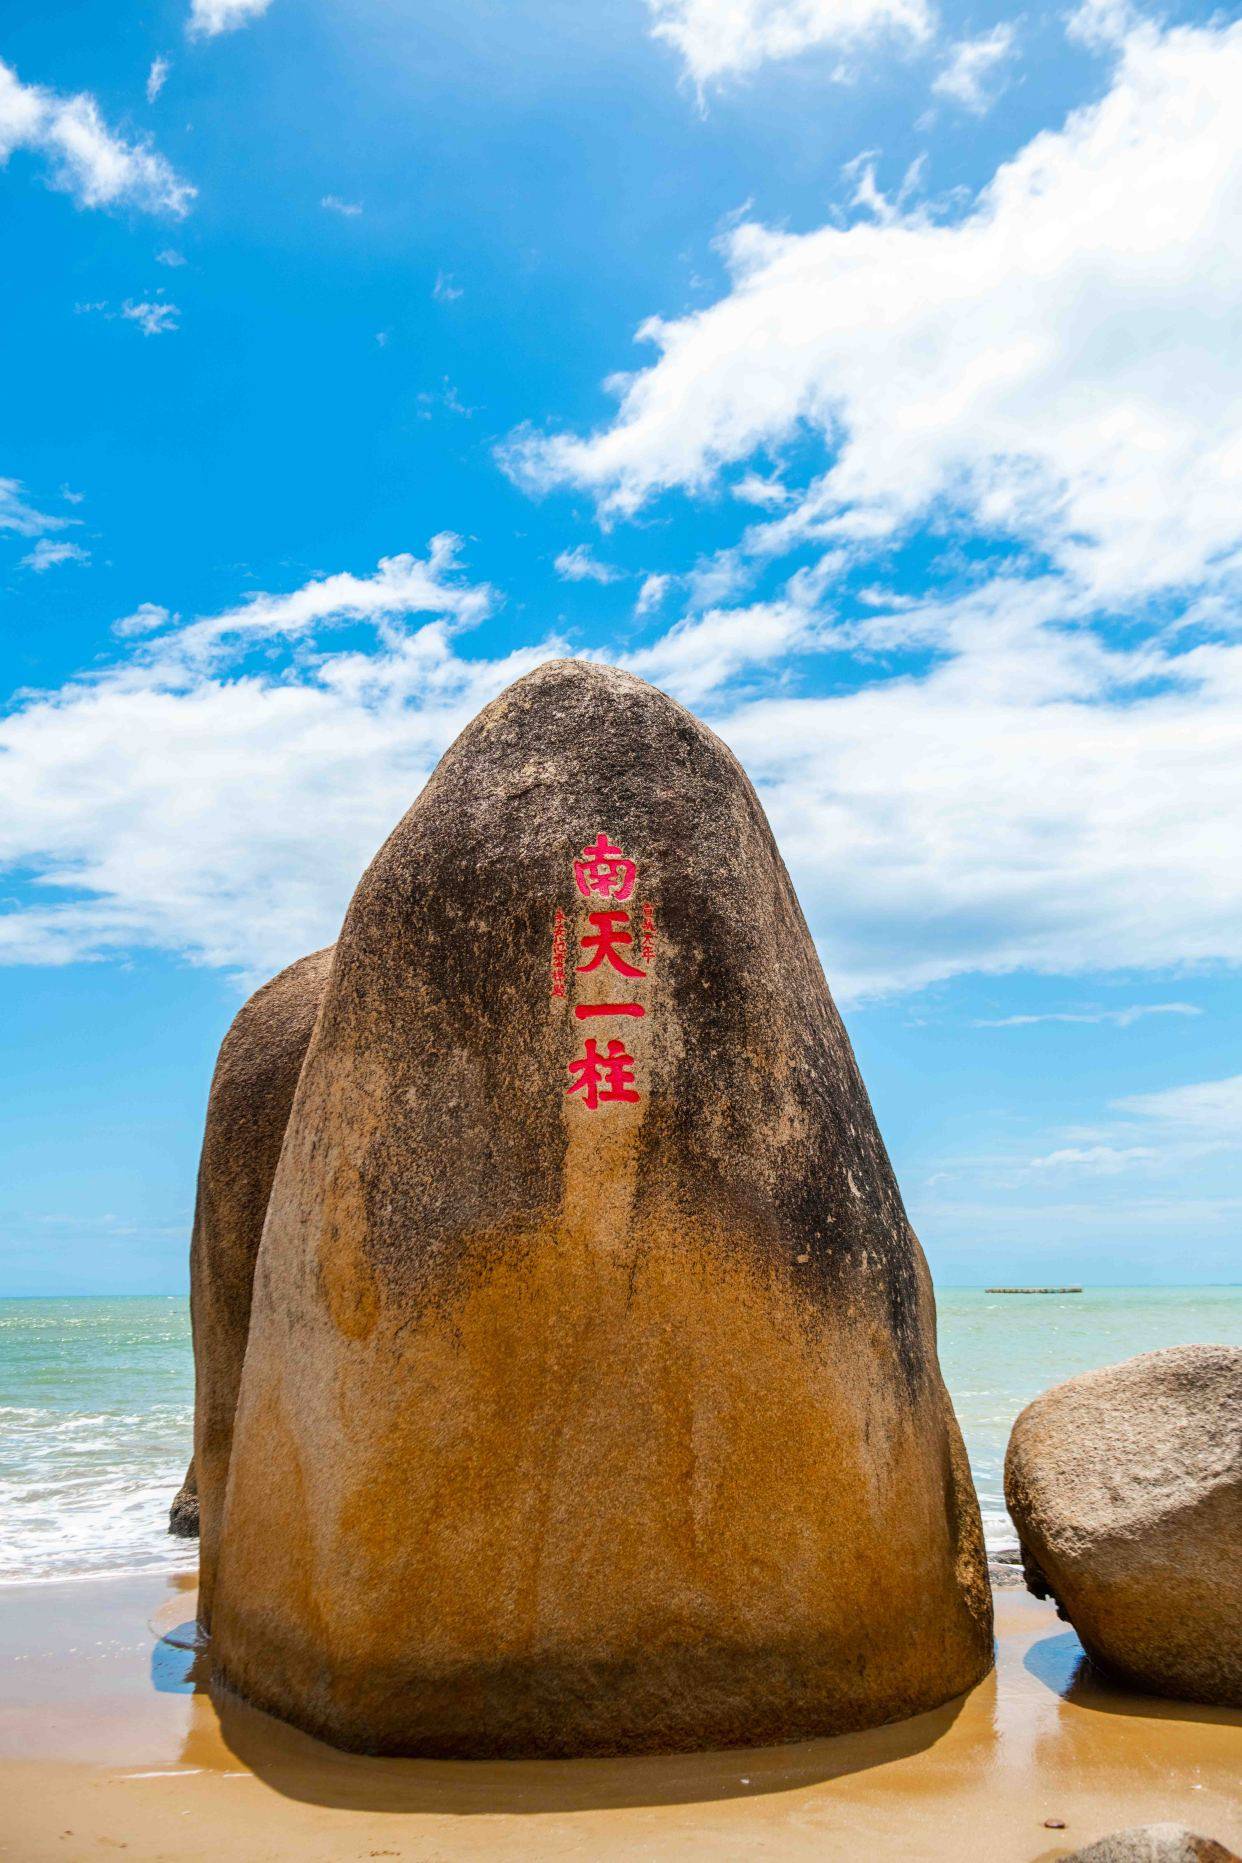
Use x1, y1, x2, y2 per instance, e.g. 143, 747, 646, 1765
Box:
1, 1572, 1238, 1861
192, 1674, 971, 1817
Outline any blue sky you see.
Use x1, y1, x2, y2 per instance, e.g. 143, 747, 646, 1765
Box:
1, 0, 1239, 1294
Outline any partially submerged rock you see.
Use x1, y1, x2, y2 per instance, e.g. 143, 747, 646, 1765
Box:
168, 1459, 199, 1538
211, 659, 992, 1758
987, 1544, 1024, 1588
1006, 1345, 1241, 1706
189, 946, 334, 1628
1060, 1826, 1240, 1863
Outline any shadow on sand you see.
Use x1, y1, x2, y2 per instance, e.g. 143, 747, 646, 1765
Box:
1025, 1629, 1242, 1730
165, 1644, 980, 1816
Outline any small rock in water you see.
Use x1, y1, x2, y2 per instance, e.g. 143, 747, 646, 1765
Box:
167, 1462, 198, 1538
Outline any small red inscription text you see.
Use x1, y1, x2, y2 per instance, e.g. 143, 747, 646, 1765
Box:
550, 905, 568, 998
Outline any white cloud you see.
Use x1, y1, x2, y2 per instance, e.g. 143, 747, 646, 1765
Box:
554, 544, 622, 585
146, 57, 170, 104
1117, 1072, 1242, 1141
0, 543, 542, 977
1027, 1072, 1242, 1175
415, 379, 473, 420
121, 299, 180, 336
169, 537, 494, 662
5, 549, 1238, 1000
187, 0, 274, 38
0, 473, 1236, 1013
155, 248, 185, 267
646, 0, 933, 88
636, 572, 672, 615
974, 1003, 1202, 1029
433, 271, 463, 304
932, 22, 1015, 114
511, 13, 1242, 605
0, 478, 68, 538
113, 603, 173, 639
617, 595, 823, 703
706, 574, 1242, 999
321, 194, 362, 216
0, 58, 194, 216
682, 546, 752, 610
21, 540, 90, 572
1028, 1143, 1157, 1173
734, 470, 790, 509
1068, 0, 1136, 52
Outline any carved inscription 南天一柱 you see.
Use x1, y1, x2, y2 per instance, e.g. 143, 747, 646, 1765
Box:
554, 834, 656, 1108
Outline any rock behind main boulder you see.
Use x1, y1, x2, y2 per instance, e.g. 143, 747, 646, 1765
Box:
190, 946, 334, 1629
1006, 1345, 1242, 1706
168, 1459, 199, 1538
211, 658, 992, 1757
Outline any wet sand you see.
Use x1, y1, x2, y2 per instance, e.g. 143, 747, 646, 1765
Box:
0, 1570, 1237, 1861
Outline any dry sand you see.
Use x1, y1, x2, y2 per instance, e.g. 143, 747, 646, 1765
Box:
0, 1569, 1237, 1861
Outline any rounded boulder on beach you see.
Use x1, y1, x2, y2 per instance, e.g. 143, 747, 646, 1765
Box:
210, 659, 993, 1757
190, 945, 334, 1628
1006, 1344, 1242, 1706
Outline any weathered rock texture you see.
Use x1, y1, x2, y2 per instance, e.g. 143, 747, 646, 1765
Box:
1061, 1827, 1240, 1863
1006, 1345, 1242, 1706
168, 1459, 199, 1537
211, 658, 992, 1757
190, 946, 334, 1628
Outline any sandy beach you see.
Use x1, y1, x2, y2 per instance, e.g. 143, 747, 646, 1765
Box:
0, 1569, 1237, 1861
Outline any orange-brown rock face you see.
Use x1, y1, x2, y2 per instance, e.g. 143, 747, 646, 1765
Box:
189, 946, 333, 1629
211, 660, 992, 1756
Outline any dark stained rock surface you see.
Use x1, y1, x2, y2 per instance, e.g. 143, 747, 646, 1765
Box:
189, 945, 334, 1628
168, 1459, 199, 1537
1006, 1345, 1242, 1707
210, 658, 992, 1758
1060, 1827, 1240, 1862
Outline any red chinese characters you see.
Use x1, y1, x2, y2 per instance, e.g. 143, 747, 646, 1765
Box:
565, 1037, 640, 1109
572, 834, 636, 903
576, 909, 645, 979
555, 834, 656, 1107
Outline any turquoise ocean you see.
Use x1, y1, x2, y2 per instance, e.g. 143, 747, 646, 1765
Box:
2, 1288, 1239, 1584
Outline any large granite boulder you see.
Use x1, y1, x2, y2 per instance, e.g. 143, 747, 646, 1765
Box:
190, 946, 334, 1628
210, 658, 992, 1758
1006, 1345, 1241, 1706
1061, 1828, 1240, 1863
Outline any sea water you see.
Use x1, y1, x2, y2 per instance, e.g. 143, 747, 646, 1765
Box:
936, 1286, 1242, 1547
2, 1288, 1239, 1583
0, 1297, 193, 1584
